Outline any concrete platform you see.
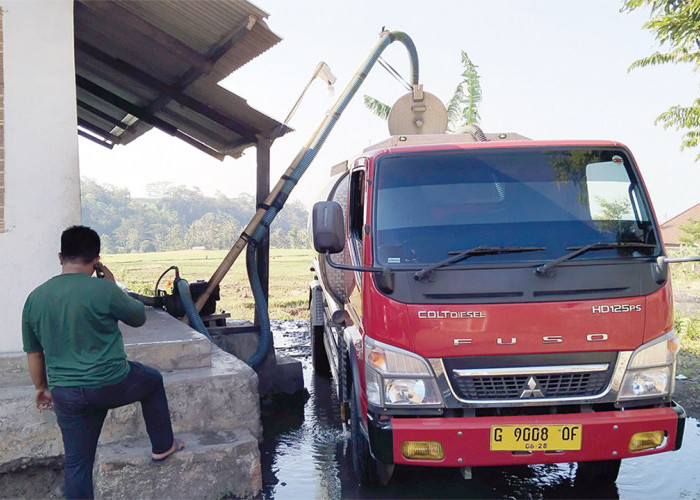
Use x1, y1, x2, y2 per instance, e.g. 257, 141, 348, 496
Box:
0, 308, 263, 497
93, 429, 261, 499
99, 348, 262, 444
121, 308, 212, 371
211, 322, 305, 397
0, 348, 261, 470
0, 307, 212, 387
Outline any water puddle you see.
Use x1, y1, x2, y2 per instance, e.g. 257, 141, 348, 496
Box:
261, 321, 700, 499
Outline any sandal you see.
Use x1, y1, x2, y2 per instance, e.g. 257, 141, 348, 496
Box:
152, 438, 184, 463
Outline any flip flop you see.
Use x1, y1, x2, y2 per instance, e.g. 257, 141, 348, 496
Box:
151, 438, 184, 463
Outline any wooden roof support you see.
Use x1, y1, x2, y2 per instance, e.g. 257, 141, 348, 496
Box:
77, 117, 124, 144
77, 100, 135, 134
78, 129, 114, 149
76, 75, 226, 160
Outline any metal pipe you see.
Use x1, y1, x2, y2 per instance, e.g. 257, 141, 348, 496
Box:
191, 30, 420, 315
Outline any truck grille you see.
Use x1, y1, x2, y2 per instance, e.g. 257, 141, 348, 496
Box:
453, 371, 608, 400
443, 352, 617, 402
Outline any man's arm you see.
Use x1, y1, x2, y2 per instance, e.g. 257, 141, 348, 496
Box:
26, 351, 53, 411
101, 263, 147, 327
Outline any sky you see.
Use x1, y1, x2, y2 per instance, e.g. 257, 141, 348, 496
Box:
78, 0, 700, 222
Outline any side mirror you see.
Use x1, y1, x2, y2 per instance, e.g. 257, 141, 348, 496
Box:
312, 201, 345, 254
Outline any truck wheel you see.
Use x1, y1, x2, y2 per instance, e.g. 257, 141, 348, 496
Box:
350, 385, 394, 486
310, 321, 330, 376
575, 459, 621, 485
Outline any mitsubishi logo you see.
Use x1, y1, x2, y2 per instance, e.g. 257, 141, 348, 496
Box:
520, 377, 544, 398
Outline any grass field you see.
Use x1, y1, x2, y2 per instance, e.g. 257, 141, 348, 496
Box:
103, 248, 316, 320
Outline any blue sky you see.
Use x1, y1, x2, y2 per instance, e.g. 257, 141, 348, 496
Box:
79, 0, 700, 222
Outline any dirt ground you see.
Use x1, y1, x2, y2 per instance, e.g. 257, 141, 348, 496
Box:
674, 352, 700, 417
674, 292, 700, 417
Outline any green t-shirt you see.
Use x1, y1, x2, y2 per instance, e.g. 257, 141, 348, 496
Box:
22, 273, 146, 390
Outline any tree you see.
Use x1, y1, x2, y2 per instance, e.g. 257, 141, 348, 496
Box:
80, 179, 311, 253
623, 0, 700, 159
680, 218, 700, 246
185, 212, 240, 250
81, 178, 132, 237
363, 50, 482, 130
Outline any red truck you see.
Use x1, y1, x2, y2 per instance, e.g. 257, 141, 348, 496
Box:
309, 132, 684, 486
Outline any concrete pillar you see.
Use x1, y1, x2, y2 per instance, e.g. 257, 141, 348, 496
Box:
0, 0, 79, 353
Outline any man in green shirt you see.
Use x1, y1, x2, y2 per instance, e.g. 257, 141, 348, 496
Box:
22, 226, 183, 499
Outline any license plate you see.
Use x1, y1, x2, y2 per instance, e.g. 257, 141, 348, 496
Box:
490, 424, 582, 451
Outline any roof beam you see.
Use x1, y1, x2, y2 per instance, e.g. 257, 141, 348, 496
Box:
76, 75, 226, 161
143, 14, 257, 117
208, 15, 258, 71
75, 40, 259, 142
77, 1, 213, 75
78, 129, 114, 150
77, 117, 124, 144
77, 100, 135, 134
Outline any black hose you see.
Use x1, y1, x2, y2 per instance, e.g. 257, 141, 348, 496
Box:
245, 241, 272, 368
127, 292, 163, 308
176, 278, 213, 342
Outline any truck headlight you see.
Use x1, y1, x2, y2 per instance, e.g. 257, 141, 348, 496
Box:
364, 336, 443, 408
619, 331, 679, 400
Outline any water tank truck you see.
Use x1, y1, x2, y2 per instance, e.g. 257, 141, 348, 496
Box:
309, 125, 694, 486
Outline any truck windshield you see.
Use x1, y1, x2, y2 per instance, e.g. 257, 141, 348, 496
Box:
373, 148, 660, 267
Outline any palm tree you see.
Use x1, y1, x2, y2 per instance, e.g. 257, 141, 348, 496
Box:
363, 50, 482, 132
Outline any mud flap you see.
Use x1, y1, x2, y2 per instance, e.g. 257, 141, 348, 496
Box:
309, 284, 325, 327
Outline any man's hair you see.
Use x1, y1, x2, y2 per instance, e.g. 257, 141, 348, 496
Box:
61, 225, 100, 263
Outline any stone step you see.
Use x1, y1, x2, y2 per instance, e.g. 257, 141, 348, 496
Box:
0, 348, 260, 472
93, 428, 261, 499
100, 348, 262, 444
120, 307, 212, 372
0, 308, 212, 389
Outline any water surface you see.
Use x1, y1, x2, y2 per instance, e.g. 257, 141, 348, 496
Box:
261, 321, 700, 499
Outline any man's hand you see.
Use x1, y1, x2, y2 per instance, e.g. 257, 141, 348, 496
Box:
27, 352, 52, 412
35, 388, 53, 411
96, 262, 115, 282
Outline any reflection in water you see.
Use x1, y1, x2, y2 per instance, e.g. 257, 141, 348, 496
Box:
261, 322, 700, 499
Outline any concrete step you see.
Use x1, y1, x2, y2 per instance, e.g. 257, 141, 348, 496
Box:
0, 348, 261, 471
0, 308, 212, 389
121, 307, 212, 372
100, 347, 262, 444
93, 428, 261, 499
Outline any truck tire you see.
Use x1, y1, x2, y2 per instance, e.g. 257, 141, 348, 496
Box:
575, 459, 621, 485
310, 320, 330, 376
350, 384, 394, 486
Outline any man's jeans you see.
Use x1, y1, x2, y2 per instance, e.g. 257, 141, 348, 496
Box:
51, 362, 174, 499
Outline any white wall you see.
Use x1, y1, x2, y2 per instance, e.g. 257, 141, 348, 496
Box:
0, 0, 80, 353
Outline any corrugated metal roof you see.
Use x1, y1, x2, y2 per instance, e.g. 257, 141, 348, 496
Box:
75, 0, 290, 159
117, 0, 280, 83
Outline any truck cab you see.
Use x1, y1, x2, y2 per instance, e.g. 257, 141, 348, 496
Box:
309, 133, 684, 486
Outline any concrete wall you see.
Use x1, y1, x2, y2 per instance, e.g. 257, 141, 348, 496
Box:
0, 1, 80, 353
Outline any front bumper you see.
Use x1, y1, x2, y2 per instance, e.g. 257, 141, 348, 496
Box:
370, 404, 685, 467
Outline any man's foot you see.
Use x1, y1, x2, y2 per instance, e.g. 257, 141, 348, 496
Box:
152, 438, 184, 463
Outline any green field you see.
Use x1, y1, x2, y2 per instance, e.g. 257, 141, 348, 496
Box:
103, 248, 316, 320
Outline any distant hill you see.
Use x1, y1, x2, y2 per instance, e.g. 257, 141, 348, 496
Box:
81, 178, 308, 253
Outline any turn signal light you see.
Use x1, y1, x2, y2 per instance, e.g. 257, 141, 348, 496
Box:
628, 430, 665, 452
401, 441, 445, 460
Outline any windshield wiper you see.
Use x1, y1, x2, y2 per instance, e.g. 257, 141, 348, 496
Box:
535, 241, 658, 276
414, 246, 546, 281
